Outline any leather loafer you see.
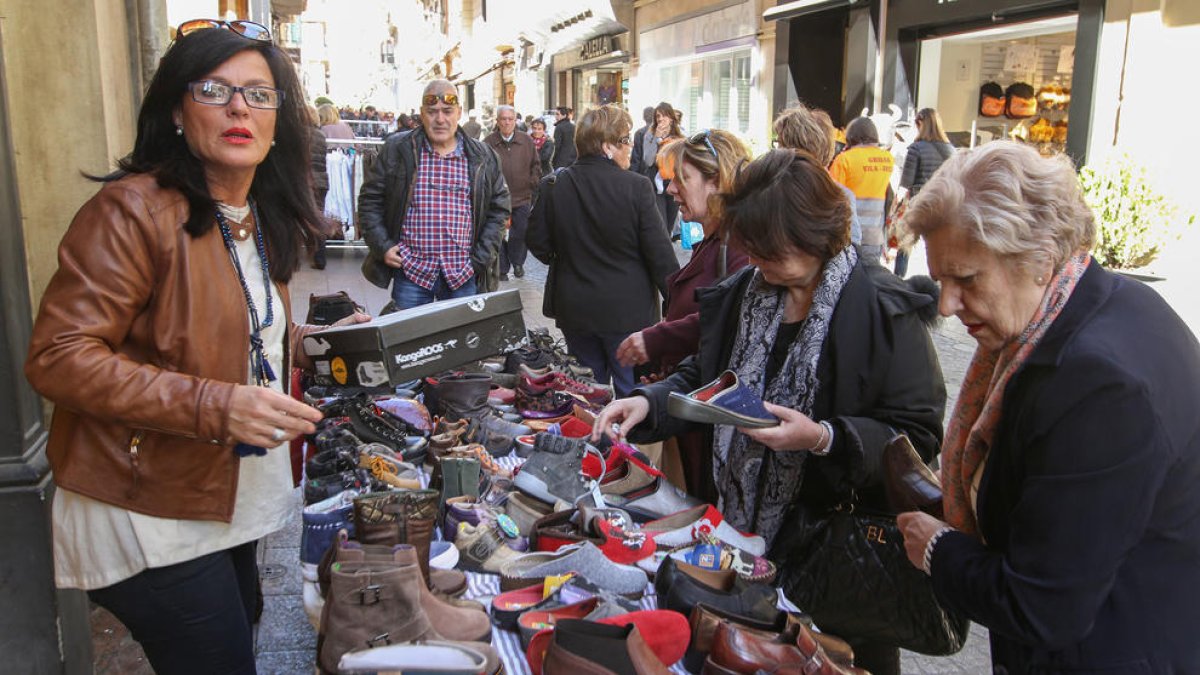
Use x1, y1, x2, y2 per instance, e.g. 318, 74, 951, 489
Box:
654, 557, 778, 625
704, 619, 867, 675
882, 433, 943, 518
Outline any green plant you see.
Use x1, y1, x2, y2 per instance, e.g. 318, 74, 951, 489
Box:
1079, 154, 1190, 269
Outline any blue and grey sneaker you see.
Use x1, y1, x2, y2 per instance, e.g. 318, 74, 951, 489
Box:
300, 490, 357, 580
666, 370, 780, 428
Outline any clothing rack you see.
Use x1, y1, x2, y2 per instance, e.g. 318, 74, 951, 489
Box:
345, 119, 392, 138
323, 138, 386, 250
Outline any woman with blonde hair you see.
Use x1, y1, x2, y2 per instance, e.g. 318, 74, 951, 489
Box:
774, 104, 863, 246
317, 102, 354, 140
898, 141, 1200, 672
615, 129, 753, 499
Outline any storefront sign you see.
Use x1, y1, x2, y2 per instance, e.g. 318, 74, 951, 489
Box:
581, 35, 614, 60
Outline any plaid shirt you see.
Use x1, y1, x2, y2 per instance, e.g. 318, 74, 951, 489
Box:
397, 138, 474, 290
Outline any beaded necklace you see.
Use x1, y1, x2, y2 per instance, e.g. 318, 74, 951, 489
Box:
215, 198, 275, 457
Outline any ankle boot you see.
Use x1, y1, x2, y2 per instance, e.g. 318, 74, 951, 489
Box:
319, 529, 469, 600
351, 489, 439, 579
317, 559, 439, 674
433, 373, 532, 455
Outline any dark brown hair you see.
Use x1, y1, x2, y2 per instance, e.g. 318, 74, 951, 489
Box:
845, 116, 880, 147
721, 149, 851, 263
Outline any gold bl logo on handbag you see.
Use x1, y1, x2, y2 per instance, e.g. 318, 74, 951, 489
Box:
866, 524, 888, 544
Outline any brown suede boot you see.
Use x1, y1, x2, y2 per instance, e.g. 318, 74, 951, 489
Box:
317, 560, 439, 674
319, 530, 470, 602
350, 489, 468, 597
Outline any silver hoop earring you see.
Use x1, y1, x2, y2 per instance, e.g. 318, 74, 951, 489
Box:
175, 125, 183, 136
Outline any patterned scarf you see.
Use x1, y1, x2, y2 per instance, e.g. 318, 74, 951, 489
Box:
532, 134, 547, 152
941, 252, 1091, 537
713, 246, 858, 548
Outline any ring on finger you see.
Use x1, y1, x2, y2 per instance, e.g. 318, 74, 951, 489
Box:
271, 427, 286, 442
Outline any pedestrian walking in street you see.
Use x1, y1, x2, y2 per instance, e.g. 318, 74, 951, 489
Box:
484, 105, 540, 280
898, 141, 1200, 674
628, 106, 655, 175
831, 117, 894, 263
642, 102, 685, 237
596, 149, 945, 675
307, 105, 332, 269
551, 105, 577, 168
462, 109, 482, 140
24, 22, 368, 674
357, 79, 510, 309
530, 117, 555, 175
528, 104, 678, 397
318, 102, 354, 140
615, 128, 752, 500
893, 107, 954, 278
774, 104, 863, 246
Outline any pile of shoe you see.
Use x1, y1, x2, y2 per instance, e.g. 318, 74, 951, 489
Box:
292, 327, 877, 674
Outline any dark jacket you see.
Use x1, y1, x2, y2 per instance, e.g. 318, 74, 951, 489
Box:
484, 130, 540, 208
629, 126, 650, 175
641, 234, 750, 373
899, 140, 953, 194
527, 155, 679, 334
310, 127, 328, 192
552, 119, 577, 169
357, 126, 511, 292
535, 136, 555, 176
929, 263, 1200, 674
632, 258, 946, 513
25, 174, 307, 522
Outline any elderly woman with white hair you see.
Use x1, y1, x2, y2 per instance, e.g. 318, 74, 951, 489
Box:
897, 142, 1200, 672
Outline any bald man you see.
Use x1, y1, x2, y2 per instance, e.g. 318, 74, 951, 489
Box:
358, 79, 511, 308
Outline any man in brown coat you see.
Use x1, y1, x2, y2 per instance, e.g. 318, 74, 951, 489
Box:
485, 105, 540, 279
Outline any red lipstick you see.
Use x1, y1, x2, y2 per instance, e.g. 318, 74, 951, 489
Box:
222, 127, 254, 144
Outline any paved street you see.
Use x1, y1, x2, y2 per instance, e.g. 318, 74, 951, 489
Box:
96, 238, 1199, 674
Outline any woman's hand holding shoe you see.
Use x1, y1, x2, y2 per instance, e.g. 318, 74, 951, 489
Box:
227, 385, 323, 448
615, 331, 649, 367
739, 401, 826, 452
591, 396, 650, 443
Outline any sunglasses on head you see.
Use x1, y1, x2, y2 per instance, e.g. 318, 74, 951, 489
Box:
177, 19, 272, 42
689, 129, 718, 159
422, 93, 460, 108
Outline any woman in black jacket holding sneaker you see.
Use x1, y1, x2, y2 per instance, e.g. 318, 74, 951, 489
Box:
594, 150, 946, 675
527, 104, 679, 397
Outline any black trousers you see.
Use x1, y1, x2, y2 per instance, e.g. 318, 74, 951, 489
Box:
89, 541, 259, 675
500, 203, 531, 273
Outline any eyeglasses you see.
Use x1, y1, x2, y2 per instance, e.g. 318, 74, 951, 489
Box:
188, 80, 284, 109
422, 93, 460, 108
689, 129, 718, 159
177, 19, 272, 42
619, 135, 633, 146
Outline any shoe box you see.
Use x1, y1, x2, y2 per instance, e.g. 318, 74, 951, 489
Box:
303, 289, 527, 388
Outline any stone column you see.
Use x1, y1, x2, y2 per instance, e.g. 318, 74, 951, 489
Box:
0, 37, 92, 675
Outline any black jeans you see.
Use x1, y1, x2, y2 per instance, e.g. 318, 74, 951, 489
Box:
500, 203, 531, 274
89, 541, 259, 675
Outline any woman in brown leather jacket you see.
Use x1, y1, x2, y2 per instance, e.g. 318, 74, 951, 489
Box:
24, 22, 362, 674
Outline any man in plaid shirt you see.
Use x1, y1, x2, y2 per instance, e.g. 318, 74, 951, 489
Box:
359, 80, 510, 310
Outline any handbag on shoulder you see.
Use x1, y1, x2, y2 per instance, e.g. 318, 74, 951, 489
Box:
773, 435, 969, 655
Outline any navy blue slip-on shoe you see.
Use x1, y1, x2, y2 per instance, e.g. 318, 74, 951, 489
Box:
666, 370, 780, 428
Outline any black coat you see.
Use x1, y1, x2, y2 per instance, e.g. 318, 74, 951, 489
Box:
899, 140, 954, 194
527, 155, 678, 334
310, 127, 328, 192
930, 262, 1200, 673
552, 119, 577, 169
357, 127, 511, 292
632, 259, 946, 513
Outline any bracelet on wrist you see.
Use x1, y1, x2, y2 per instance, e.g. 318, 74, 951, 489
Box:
923, 526, 953, 576
807, 420, 834, 455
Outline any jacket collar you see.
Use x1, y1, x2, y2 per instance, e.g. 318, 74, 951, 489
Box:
1025, 258, 1116, 367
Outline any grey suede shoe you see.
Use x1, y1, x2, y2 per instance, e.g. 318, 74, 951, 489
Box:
498, 541, 649, 596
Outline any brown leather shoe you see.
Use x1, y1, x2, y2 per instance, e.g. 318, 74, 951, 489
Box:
704, 620, 867, 675
882, 433, 943, 518
543, 618, 670, 675
318, 530, 469, 601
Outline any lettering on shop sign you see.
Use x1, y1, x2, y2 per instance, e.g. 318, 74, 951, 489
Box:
580, 35, 614, 61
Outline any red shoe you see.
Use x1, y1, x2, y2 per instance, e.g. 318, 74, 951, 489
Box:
532, 507, 656, 565
526, 609, 690, 675
522, 371, 613, 406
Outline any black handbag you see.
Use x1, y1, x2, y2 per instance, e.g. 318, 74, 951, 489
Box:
774, 500, 970, 655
